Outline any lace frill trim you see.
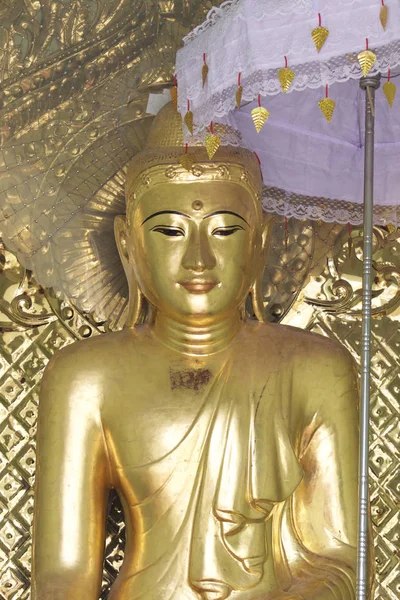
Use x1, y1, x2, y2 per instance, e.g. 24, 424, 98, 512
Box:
177, 0, 400, 129
183, 0, 364, 44
179, 41, 400, 131
263, 186, 399, 226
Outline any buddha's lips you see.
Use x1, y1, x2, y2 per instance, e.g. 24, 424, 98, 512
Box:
179, 280, 218, 294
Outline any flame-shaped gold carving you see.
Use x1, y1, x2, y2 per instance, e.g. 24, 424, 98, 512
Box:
278, 67, 295, 93
202, 63, 209, 87
204, 134, 221, 159
236, 85, 243, 109
184, 110, 194, 134
383, 80, 396, 107
311, 26, 329, 52
380, 4, 388, 30
318, 97, 336, 123
251, 106, 270, 133
357, 49, 377, 77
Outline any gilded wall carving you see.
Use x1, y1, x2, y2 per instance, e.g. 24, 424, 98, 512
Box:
0, 224, 399, 599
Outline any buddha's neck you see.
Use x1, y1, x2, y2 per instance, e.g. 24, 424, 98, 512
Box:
152, 312, 243, 356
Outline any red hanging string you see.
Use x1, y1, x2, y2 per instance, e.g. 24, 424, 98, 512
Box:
381, 0, 385, 6
284, 56, 288, 68
173, 75, 177, 87
185, 143, 188, 154
366, 38, 369, 50
348, 222, 352, 237
187, 99, 190, 111
388, 68, 391, 82
238, 72, 241, 86
325, 84, 329, 98
318, 13, 322, 27
258, 93, 261, 107
210, 121, 214, 134
254, 151, 261, 166
203, 53, 206, 64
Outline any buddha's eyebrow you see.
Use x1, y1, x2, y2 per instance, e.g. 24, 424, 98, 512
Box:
204, 210, 249, 225
141, 210, 191, 225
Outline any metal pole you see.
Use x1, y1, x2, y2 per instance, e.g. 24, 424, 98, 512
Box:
357, 73, 380, 600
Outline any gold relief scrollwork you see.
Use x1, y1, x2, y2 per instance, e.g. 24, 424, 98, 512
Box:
192, 165, 204, 178
165, 167, 178, 179
305, 226, 400, 317
216, 164, 229, 178
0, 244, 56, 332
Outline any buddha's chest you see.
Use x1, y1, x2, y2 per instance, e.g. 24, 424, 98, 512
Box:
101, 350, 292, 503
102, 357, 223, 469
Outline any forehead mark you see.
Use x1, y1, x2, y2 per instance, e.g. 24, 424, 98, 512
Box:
192, 200, 203, 211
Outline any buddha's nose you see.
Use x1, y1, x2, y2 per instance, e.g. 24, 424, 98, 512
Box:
182, 228, 217, 272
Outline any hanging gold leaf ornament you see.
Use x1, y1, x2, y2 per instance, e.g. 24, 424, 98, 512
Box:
312, 14, 329, 52
383, 82, 396, 107
184, 101, 194, 134
279, 65, 295, 93
202, 53, 209, 87
358, 41, 377, 77
380, 3, 388, 30
312, 27, 329, 52
383, 70, 396, 107
252, 95, 270, 132
179, 154, 195, 171
319, 86, 335, 123
179, 144, 195, 171
204, 123, 220, 159
319, 97, 336, 122
205, 134, 221, 159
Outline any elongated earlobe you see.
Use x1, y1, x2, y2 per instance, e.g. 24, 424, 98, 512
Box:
250, 214, 272, 323
125, 284, 144, 328
114, 215, 145, 328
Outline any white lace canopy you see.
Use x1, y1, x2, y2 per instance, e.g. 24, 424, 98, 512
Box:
176, 0, 400, 225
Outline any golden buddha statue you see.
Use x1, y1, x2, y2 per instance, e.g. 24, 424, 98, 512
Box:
32, 103, 370, 600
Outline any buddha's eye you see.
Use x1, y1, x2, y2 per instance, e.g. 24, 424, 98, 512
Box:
212, 225, 244, 237
151, 226, 185, 237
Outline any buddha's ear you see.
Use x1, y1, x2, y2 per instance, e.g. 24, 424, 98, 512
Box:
114, 215, 130, 269
261, 212, 272, 257
250, 213, 272, 323
114, 215, 143, 328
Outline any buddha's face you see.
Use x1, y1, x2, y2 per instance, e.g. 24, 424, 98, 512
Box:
124, 181, 262, 322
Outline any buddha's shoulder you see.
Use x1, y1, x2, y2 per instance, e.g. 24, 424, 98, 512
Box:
247, 320, 353, 368
44, 327, 150, 376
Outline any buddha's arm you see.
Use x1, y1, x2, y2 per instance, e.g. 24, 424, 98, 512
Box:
281, 344, 373, 599
32, 346, 112, 600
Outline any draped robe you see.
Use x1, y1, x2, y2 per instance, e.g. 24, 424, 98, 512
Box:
104, 325, 359, 600
33, 322, 364, 600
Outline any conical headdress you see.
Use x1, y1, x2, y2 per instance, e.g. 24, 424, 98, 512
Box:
126, 103, 263, 220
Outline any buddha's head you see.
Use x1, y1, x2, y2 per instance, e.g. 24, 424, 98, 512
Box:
115, 103, 270, 327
